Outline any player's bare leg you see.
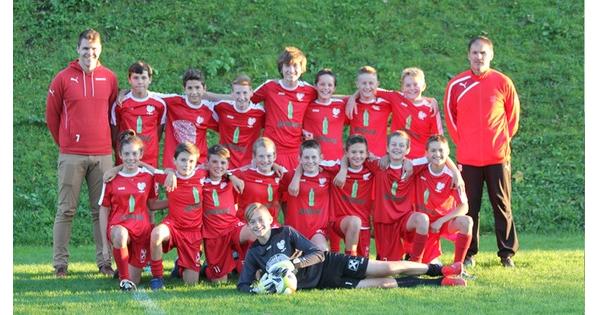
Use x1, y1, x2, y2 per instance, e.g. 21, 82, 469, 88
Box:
311, 233, 329, 251
183, 269, 199, 285
150, 224, 170, 261
356, 278, 398, 289
129, 265, 142, 284
340, 216, 361, 255
365, 260, 429, 277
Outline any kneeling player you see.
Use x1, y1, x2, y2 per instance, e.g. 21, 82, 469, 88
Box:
237, 203, 466, 293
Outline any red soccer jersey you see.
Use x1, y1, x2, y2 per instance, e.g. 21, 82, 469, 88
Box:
99, 167, 157, 237
162, 95, 218, 168
378, 90, 443, 159
201, 177, 240, 239
234, 168, 285, 226
414, 164, 468, 222
155, 168, 207, 231
250, 80, 317, 155
303, 98, 348, 162
279, 169, 334, 238
111, 91, 167, 167
329, 161, 377, 227
348, 92, 392, 157
212, 100, 265, 169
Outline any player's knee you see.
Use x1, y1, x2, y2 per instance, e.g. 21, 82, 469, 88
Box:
460, 216, 473, 233
56, 205, 76, 219
150, 225, 167, 244
110, 228, 128, 247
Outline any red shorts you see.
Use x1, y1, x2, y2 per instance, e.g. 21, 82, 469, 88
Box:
203, 223, 249, 280
108, 223, 151, 268
331, 216, 371, 257
421, 222, 459, 263
162, 221, 203, 272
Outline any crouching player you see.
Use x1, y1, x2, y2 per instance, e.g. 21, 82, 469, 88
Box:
99, 130, 167, 291
415, 135, 473, 264
202, 144, 256, 282
237, 203, 466, 293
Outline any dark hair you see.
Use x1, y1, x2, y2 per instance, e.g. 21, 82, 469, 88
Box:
300, 139, 321, 155
128, 61, 153, 79
208, 144, 231, 160
277, 46, 307, 77
468, 36, 494, 51
345, 134, 368, 151
182, 68, 205, 87
77, 29, 101, 46
315, 68, 337, 86
118, 129, 144, 153
174, 141, 200, 159
387, 130, 411, 149
426, 134, 449, 150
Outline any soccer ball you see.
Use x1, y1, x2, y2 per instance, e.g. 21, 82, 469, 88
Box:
277, 269, 297, 294
256, 270, 297, 294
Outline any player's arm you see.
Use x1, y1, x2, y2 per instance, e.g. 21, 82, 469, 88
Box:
344, 90, 360, 119
444, 157, 465, 193
147, 198, 168, 211
288, 227, 325, 269
505, 81, 521, 138
237, 252, 260, 293
333, 157, 348, 188
204, 91, 233, 102
430, 200, 468, 233
443, 83, 459, 143
103, 164, 124, 183
287, 164, 303, 197
45, 76, 63, 145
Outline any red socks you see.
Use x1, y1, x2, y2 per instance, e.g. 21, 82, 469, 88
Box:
410, 233, 428, 262
454, 233, 472, 263
113, 247, 129, 281
150, 259, 164, 278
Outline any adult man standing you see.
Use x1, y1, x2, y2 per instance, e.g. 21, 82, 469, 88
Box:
443, 36, 520, 268
46, 29, 118, 277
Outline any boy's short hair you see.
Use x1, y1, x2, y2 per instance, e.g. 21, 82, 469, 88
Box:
277, 46, 307, 77
387, 130, 411, 149
182, 68, 205, 87
128, 61, 153, 78
345, 134, 368, 151
400, 67, 425, 85
300, 139, 321, 155
468, 35, 494, 51
232, 74, 252, 87
78, 29, 101, 46
118, 129, 144, 153
174, 141, 200, 159
208, 144, 231, 160
244, 202, 270, 222
426, 134, 449, 150
357, 65, 377, 76
315, 68, 337, 86
252, 137, 276, 155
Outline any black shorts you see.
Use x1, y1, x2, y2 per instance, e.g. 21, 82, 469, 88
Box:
317, 252, 369, 289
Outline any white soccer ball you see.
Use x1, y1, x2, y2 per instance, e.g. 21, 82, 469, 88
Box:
277, 270, 297, 294
257, 270, 297, 294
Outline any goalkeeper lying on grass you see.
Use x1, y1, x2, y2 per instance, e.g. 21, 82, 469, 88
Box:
237, 203, 468, 294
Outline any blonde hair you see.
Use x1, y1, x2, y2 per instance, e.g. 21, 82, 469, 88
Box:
232, 74, 252, 87
357, 65, 377, 76
244, 202, 271, 222
252, 137, 276, 155
400, 67, 426, 86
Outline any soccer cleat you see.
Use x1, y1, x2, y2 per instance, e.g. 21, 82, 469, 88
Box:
150, 277, 165, 291
441, 262, 463, 277
119, 279, 137, 291
55, 265, 67, 278
500, 256, 515, 268
99, 264, 115, 277
170, 258, 181, 279
463, 255, 476, 268
441, 276, 467, 286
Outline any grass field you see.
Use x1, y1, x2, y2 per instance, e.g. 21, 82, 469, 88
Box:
13, 233, 584, 314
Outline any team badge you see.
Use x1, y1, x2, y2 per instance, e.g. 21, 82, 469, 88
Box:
146, 105, 155, 114
140, 249, 147, 263
319, 178, 327, 186
418, 111, 427, 120
248, 117, 256, 127
347, 258, 359, 271
277, 240, 286, 252
196, 116, 204, 125
220, 182, 227, 189
137, 182, 146, 192
363, 173, 371, 180
195, 252, 201, 266
275, 177, 281, 184
296, 93, 304, 101
436, 182, 445, 192
332, 108, 341, 118
372, 105, 381, 111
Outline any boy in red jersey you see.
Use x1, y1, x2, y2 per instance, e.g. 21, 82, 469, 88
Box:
99, 131, 167, 291
111, 61, 166, 168
211, 75, 265, 169
202, 144, 256, 282
161, 69, 218, 168
148, 142, 207, 289
249, 47, 318, 171
234, 137, 286, 227
280, 140, 336, 251
302, 69, 348, 163
414, 135, 472, 265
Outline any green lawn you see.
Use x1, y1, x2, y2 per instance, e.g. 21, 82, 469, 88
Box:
13, 233, 584, 314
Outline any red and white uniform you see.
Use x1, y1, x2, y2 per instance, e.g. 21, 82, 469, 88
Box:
302, 98, 348, 162
251, 80, 317, 169
202, 177, 248, 280
279, 169, 334, 239
233, 167, 285, 226
46, 60, 118, 155
111, 91, 167, 167
348, 92, 392, 157
444, 69, 520, 166
162, 95, 217, 168
98, 167, 157, 267
212, 100, 265, 169
378, 90, 443, 159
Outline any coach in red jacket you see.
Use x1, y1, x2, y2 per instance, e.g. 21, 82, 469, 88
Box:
46, 29, 118, 277
443, 36, 520, 268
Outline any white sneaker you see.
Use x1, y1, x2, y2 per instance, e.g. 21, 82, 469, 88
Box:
119, 279, 137, 291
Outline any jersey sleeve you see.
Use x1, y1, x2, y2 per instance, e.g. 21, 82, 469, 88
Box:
250, 80, 269, 104
504, 79, 520, 138
443, 81, 459, 143
45, 74, 64, 145
287, 227, 325, 269
237, 249, 260, 293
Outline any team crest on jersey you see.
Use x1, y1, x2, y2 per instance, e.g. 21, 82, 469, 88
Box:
137, 182, 146, 192
332, 108, 341, 118
146, 105, 155, 114
319, 177, 327, 186
220, 182, 227, 189
140, 248, 147, 262
196, 116, 204, 125
195, 252, 201, 266
296, 93, 304, 101
435, 182, 445, 192
277, 240, 286, 252
248, 117, 256, 127
418, 111, 427, 120
372, 105, 381, 111
363, 173, 371, 180
275, 177, 281, 184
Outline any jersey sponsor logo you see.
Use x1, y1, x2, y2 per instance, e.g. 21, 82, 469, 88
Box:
418, 111, 427, 120
459, 82, 468, 88
332, 108, 341, 118
118, 186, 126, 191
435, 182, 445, 192
347, 258, 360, 271
311, 109, 320, 112
277, 240, 286, 252
248, 117, 256, 127
296, 93, 304, 101
226, 114, 234, 119
48, 88, 55, 96
70, 77, 79, 84
146, 105, 156, 114
137, 182, 146, 192
278, 92, 286, 96
400, 102, 408, 107
95, 77, 107, 81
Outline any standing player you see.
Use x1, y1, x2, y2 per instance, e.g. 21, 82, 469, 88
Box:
161, 68, 218, 169
249, 46, 318, 171
211, 75, 266, 169
444, 36, 520, 267
414, 135, 473, 265
111, 61, 166, 168
99, 130, 166, 290
202, 144, 256, 282
237, 203, 466, 293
